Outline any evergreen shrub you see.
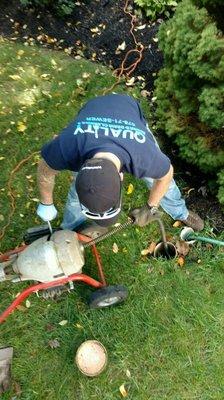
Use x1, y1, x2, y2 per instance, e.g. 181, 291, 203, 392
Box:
155, 0, 224, 204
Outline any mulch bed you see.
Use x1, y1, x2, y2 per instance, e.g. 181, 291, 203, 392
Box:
0, 0, 223, 230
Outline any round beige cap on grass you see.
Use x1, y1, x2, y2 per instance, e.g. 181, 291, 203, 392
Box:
75, 340, 108, 377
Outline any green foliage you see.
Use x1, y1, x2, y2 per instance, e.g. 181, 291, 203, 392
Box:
217, 170, 224, 204
155, 0, 224, 204
193, 0, 224, 6
20, 0, 75, 16
134, 0, 179, 20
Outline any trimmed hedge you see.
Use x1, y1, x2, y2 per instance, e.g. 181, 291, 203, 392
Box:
155, 0, 224, 204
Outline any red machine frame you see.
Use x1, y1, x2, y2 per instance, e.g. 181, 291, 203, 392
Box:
0, 233, 106, 324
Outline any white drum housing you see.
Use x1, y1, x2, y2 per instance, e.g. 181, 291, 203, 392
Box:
12, 230, 84, 282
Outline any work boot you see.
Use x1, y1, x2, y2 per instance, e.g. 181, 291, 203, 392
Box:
181, 210, 204, 231
76, 222, 108, 239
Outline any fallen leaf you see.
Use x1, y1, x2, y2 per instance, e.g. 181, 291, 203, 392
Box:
17, 121, 27, 132
51, 58, 57, 67
112, 242, 119, 253
117, 41, 126, 51
41, 73, 50, 79
141, 89, 150, 98
82, 72, 91, 79
141, 248, 151, 256
126, 77, 135, 86
127, 183, 134, 194
9, 74, 21, 80
148, 241, 156, 254
48, 339, 60, 349
177, 256, 185, 267
25, 299, 31, 308
45, 323, 55, 332
16, 305, 27, 312
176, 240, 190, 256
76, 78, 83, 86
126, 369, 131, 378
187, 188, 195, 195
119, 383, 128, 397
198, 186, 207, 197
0, 214, 4, 221
13, 381, 22, 396
90, 27, 100, 33
135, 24, 146, 30
173, 220, 182, 228
141, 241, 156, 256
17, 49, 25, 56
58, 320, 68, 326
75, 323, 83, 329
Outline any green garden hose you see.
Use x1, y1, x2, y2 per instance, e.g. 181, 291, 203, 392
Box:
180, 227, 224, 246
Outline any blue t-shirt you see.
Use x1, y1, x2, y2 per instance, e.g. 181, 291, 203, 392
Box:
41, 94, 170, 179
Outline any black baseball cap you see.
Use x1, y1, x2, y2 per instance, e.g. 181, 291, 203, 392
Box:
75, 158, 122, 226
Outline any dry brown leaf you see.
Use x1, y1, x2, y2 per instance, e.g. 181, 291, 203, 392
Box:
119, 383, 128, 397
13, 381, 22, 396
148, 241, 156, 254
16, 305, 27, 312
48, 339, 60, 349
141, 248, 150, 256
173, 220, 182, 228
176, 240, 190, 256
177, 256, 185, 267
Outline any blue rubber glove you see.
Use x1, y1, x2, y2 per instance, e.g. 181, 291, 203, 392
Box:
36, 203, 58, 222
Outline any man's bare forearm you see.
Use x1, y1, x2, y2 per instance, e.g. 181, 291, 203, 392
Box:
148, 165, 173, 207
37, 159, 59, 204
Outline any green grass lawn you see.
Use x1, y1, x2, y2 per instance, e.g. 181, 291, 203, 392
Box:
0, 37, 224, 400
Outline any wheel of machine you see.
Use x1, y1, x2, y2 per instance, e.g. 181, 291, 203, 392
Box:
88, 285, 128, 309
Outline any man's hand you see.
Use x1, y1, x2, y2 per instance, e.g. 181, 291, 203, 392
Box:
130, 204, 161, 227
0, 347, 13, 395
37, 203, 58, 222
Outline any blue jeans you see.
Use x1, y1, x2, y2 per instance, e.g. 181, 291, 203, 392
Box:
61, 174, 189, 230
